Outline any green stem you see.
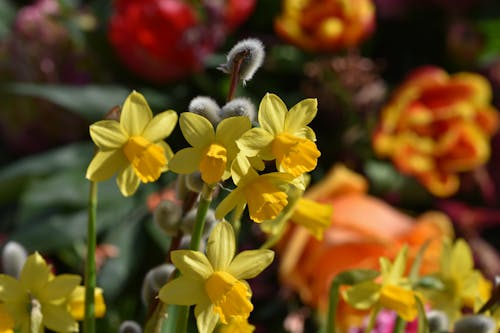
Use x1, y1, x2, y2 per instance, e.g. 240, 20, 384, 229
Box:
174, 184, 214, 333
363, 306, 380, 333
84, 181, 97, 333
393, 316, 406, 333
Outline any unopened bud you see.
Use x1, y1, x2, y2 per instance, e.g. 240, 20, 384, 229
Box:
454, 315, 496, 333
180, 208, 217, 237
119, 320, 142, 333
189, 96, 221, 126
1, 241, 27, 278
141, 263, 175, 307
218, 38, 265, 85
104, 105, 121, 121
426, 310, 449, 333
220, 98, 257, 122
153, 200, 183, 237
185, 172, 204, 193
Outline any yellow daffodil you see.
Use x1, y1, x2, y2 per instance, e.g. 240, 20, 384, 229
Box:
237, 93, 321, 177
67, 286, 106, 320
86, 91, 178, 196
169, 113, 251, 185
343, 246, 419, 321
215, 156, 295, 223
0, 252, 81, 333
0, 303, 14, 333
423, 238, 492, 322
218, 316, 255, 333
260, 182, 332, 240
159, 221, 274, 333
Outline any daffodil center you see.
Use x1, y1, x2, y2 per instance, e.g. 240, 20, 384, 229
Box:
271, 132, 320, 177
379, 284, 417, 321
122, 135, 166, 183
243, 177, 288, 223
204, 271, 253, 324
200, 143, 228, 184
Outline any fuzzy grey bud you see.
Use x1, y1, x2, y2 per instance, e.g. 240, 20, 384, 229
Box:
141, 263, 175, 307
189, 96, 221, 126
220, 98, 257, 122
426, 310, 449, 333
454, 315, 496, 333
153, 200, 183, 237
1, 241, 27, 278
185, 172, 204, 193
218, 38, 265, 85
119, 320, 142, 333
180, 208, 217, 237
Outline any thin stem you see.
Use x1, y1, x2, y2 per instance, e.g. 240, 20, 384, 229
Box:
363, 306, 380, 333
392, 316, 406, 333
226, 50, 249, 102
84, 181, 98, 333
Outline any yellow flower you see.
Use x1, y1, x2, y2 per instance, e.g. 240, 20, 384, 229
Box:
159, 221, 274, 333
215, 156, 295, 223
0, 252, 81, 333
237, 93, 321, 178
218, 316, 255, 333
67, 286, 106, 321
169, 113, 251, 185
343, 246, 419, 321
423, 238, 492, 322
86, 91, 178, 196
0, 303, 14, 333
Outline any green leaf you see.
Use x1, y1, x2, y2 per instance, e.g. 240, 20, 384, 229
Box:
477, 18, 500, 63
0, 0, 15, 39
416, 296, 430, 333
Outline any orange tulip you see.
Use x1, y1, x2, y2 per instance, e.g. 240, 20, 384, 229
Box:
278, 165, 453, 327
373, 66, 499, 197
274, 0, 375, 52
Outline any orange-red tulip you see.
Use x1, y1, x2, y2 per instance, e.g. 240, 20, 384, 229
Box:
373, 66, 499, 197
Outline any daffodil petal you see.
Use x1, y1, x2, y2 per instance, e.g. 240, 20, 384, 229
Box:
284, 98, 317, 133
171, 250, 213, 280
342, 281, 380, 310
215, 189, 244, 221
180, 112, 215, 148
236, 128, 274, 158
86, 149, 128, 182
206, 221, 235, 271
0, 275, 25, 302
20, 252, 50, 293
89, 120, 127, 149
216, 116, 252, 149
142, 110, 178, 142
451, 239, 473, 274
38, 275, 81, 302
194, 299, 219, 333
230, 155, 258, 185
42, 303, 78, 333
228, 249, 274, 280
120, 91, 153, 135
158, 141, 174, 172
294, 126, 316, 141
116, 165, 140, 197
168, 147, 202, 175
159, 276, 206, 305
388, 246, 408, 282
0, 302, 14, 331
258, 93, 287, 136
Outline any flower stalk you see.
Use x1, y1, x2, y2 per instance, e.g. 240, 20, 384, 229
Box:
84, 180, 98, 333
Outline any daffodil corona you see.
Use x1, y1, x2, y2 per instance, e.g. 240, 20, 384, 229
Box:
86, 91, 178, 196
159, 221, 274, 333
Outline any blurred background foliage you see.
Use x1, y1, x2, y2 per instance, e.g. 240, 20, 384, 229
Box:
1, 0, 500, 332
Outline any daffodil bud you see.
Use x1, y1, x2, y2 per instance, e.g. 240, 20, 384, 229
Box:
185, 172, 204, 193
180, 208, 217, 237
426, 310, 449, 333
141, 264, 175, 307
218, 38, 265, 85
220, 98, 257, 122
119, 320, 142, 333
189, 96, 221, 126
153, 200, 183, 237
454, 315, 496, 333
1, 241, 27, 278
